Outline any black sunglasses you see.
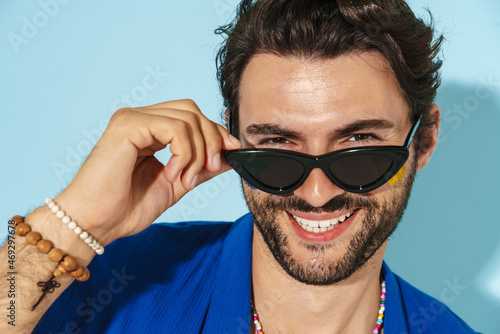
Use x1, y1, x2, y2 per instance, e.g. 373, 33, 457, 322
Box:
225, 115, 421, 194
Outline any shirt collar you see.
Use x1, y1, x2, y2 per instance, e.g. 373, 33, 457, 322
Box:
203, 212, 254, 333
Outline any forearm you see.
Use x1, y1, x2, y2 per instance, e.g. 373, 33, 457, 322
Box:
0, 100, 239, 332
0, 206, 97, 332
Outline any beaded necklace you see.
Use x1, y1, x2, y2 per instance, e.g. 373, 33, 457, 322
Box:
251, 279, 386, 334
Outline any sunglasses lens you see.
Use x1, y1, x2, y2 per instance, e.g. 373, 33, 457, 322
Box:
243, 157, 305, 189
330, 154, 393, 187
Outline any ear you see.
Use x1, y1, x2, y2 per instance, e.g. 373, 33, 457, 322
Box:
224, 108, 230, 129
416, 104, 441, 171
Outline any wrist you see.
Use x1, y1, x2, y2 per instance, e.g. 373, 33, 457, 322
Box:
54, 191, 116, 247
26, 206, 96, 266
44, 197, 105, 255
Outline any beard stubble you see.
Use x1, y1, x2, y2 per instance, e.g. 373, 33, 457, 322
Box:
244, 158, 417, 285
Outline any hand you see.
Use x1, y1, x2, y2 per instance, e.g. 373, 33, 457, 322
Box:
55, 99, 241, 245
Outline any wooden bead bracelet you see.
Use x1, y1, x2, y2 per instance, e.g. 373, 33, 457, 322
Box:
10, 215, 90, 311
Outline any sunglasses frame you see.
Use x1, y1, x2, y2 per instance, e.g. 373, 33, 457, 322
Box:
225, 115, 421, 194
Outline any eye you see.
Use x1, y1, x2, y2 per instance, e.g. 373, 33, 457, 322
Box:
259, 137, 291, 145
347, 134, 377, 142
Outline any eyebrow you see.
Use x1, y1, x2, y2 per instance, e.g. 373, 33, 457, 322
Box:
245, 123, 302, 140
333, 119, 395, 138
244, 119, 396, 142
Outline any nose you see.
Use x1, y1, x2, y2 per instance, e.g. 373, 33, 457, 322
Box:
292, 168, 344, 208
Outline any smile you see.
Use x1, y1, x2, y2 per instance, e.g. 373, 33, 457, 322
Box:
291, 211, 355, 234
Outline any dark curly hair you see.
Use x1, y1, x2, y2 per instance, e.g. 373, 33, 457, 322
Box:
215, 0, 443, 153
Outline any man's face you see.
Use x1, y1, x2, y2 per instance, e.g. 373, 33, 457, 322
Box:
237, 51, 418, 285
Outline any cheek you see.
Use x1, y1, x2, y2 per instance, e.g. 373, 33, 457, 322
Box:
243, 180, 268, 197
243, 179, 258, 190
365, 150, 419, 197
242, 182, 264, 205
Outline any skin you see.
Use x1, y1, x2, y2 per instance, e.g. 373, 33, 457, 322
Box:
0, 51, 439, 332
0, 100, 242, 332
237, 52, 440, 333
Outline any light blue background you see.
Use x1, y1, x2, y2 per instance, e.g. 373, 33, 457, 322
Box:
1, 0, 499, 332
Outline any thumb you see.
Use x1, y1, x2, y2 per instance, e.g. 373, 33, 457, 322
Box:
194, 158, 234, 187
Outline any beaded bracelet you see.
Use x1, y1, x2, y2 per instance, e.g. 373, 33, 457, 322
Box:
10, 216, 90, 311
44, 197, 104, 255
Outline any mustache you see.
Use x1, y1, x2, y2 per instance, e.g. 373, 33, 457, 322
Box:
263, 193, 380, 214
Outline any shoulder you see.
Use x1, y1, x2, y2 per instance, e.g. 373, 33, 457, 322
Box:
97, 219, 236, 270
127, 219, 235, 248
34, 216, 251, 333
384, 263, 478, 333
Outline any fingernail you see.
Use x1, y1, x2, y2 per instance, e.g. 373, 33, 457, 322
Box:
213, 153, 221, 170
190, 174, 199, 189
229, 134, 240, 146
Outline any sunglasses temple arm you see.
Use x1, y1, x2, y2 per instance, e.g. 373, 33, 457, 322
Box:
227, 108, 236, 136
404, 114, 422, 147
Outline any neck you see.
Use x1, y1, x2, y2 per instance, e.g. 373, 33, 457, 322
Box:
251, 231, 387, 334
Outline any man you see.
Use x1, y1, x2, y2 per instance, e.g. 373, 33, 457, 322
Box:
0, 0, 478, 333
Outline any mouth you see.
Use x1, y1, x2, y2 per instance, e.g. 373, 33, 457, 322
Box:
291, 210, 355, 234
286, 209, 360, 242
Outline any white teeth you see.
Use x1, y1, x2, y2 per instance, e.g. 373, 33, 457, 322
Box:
292, 211, 354, 234
319, 220, 330, 228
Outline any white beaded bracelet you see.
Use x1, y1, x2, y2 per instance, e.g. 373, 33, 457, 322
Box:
45, 197, 104, 255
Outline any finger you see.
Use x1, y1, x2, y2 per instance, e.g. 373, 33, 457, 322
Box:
196, 117, 225, 173
170, 102, 243, 151
187, 160, 234, 192
145, 116, 197, 184
134, 107, 216, 176
177, 112, 207, 190
109, 109, 202, 186
184, 142, 241, 191
94, 110, 193, 198
161, 113, 205, 190
143, 98, 202, 111
138, 102, 240, 172
215, 123, 242, 150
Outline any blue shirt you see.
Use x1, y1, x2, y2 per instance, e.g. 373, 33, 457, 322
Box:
35, 213, 477, 333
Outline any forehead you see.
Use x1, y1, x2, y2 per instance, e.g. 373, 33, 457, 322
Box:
238, 51, 409, 130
